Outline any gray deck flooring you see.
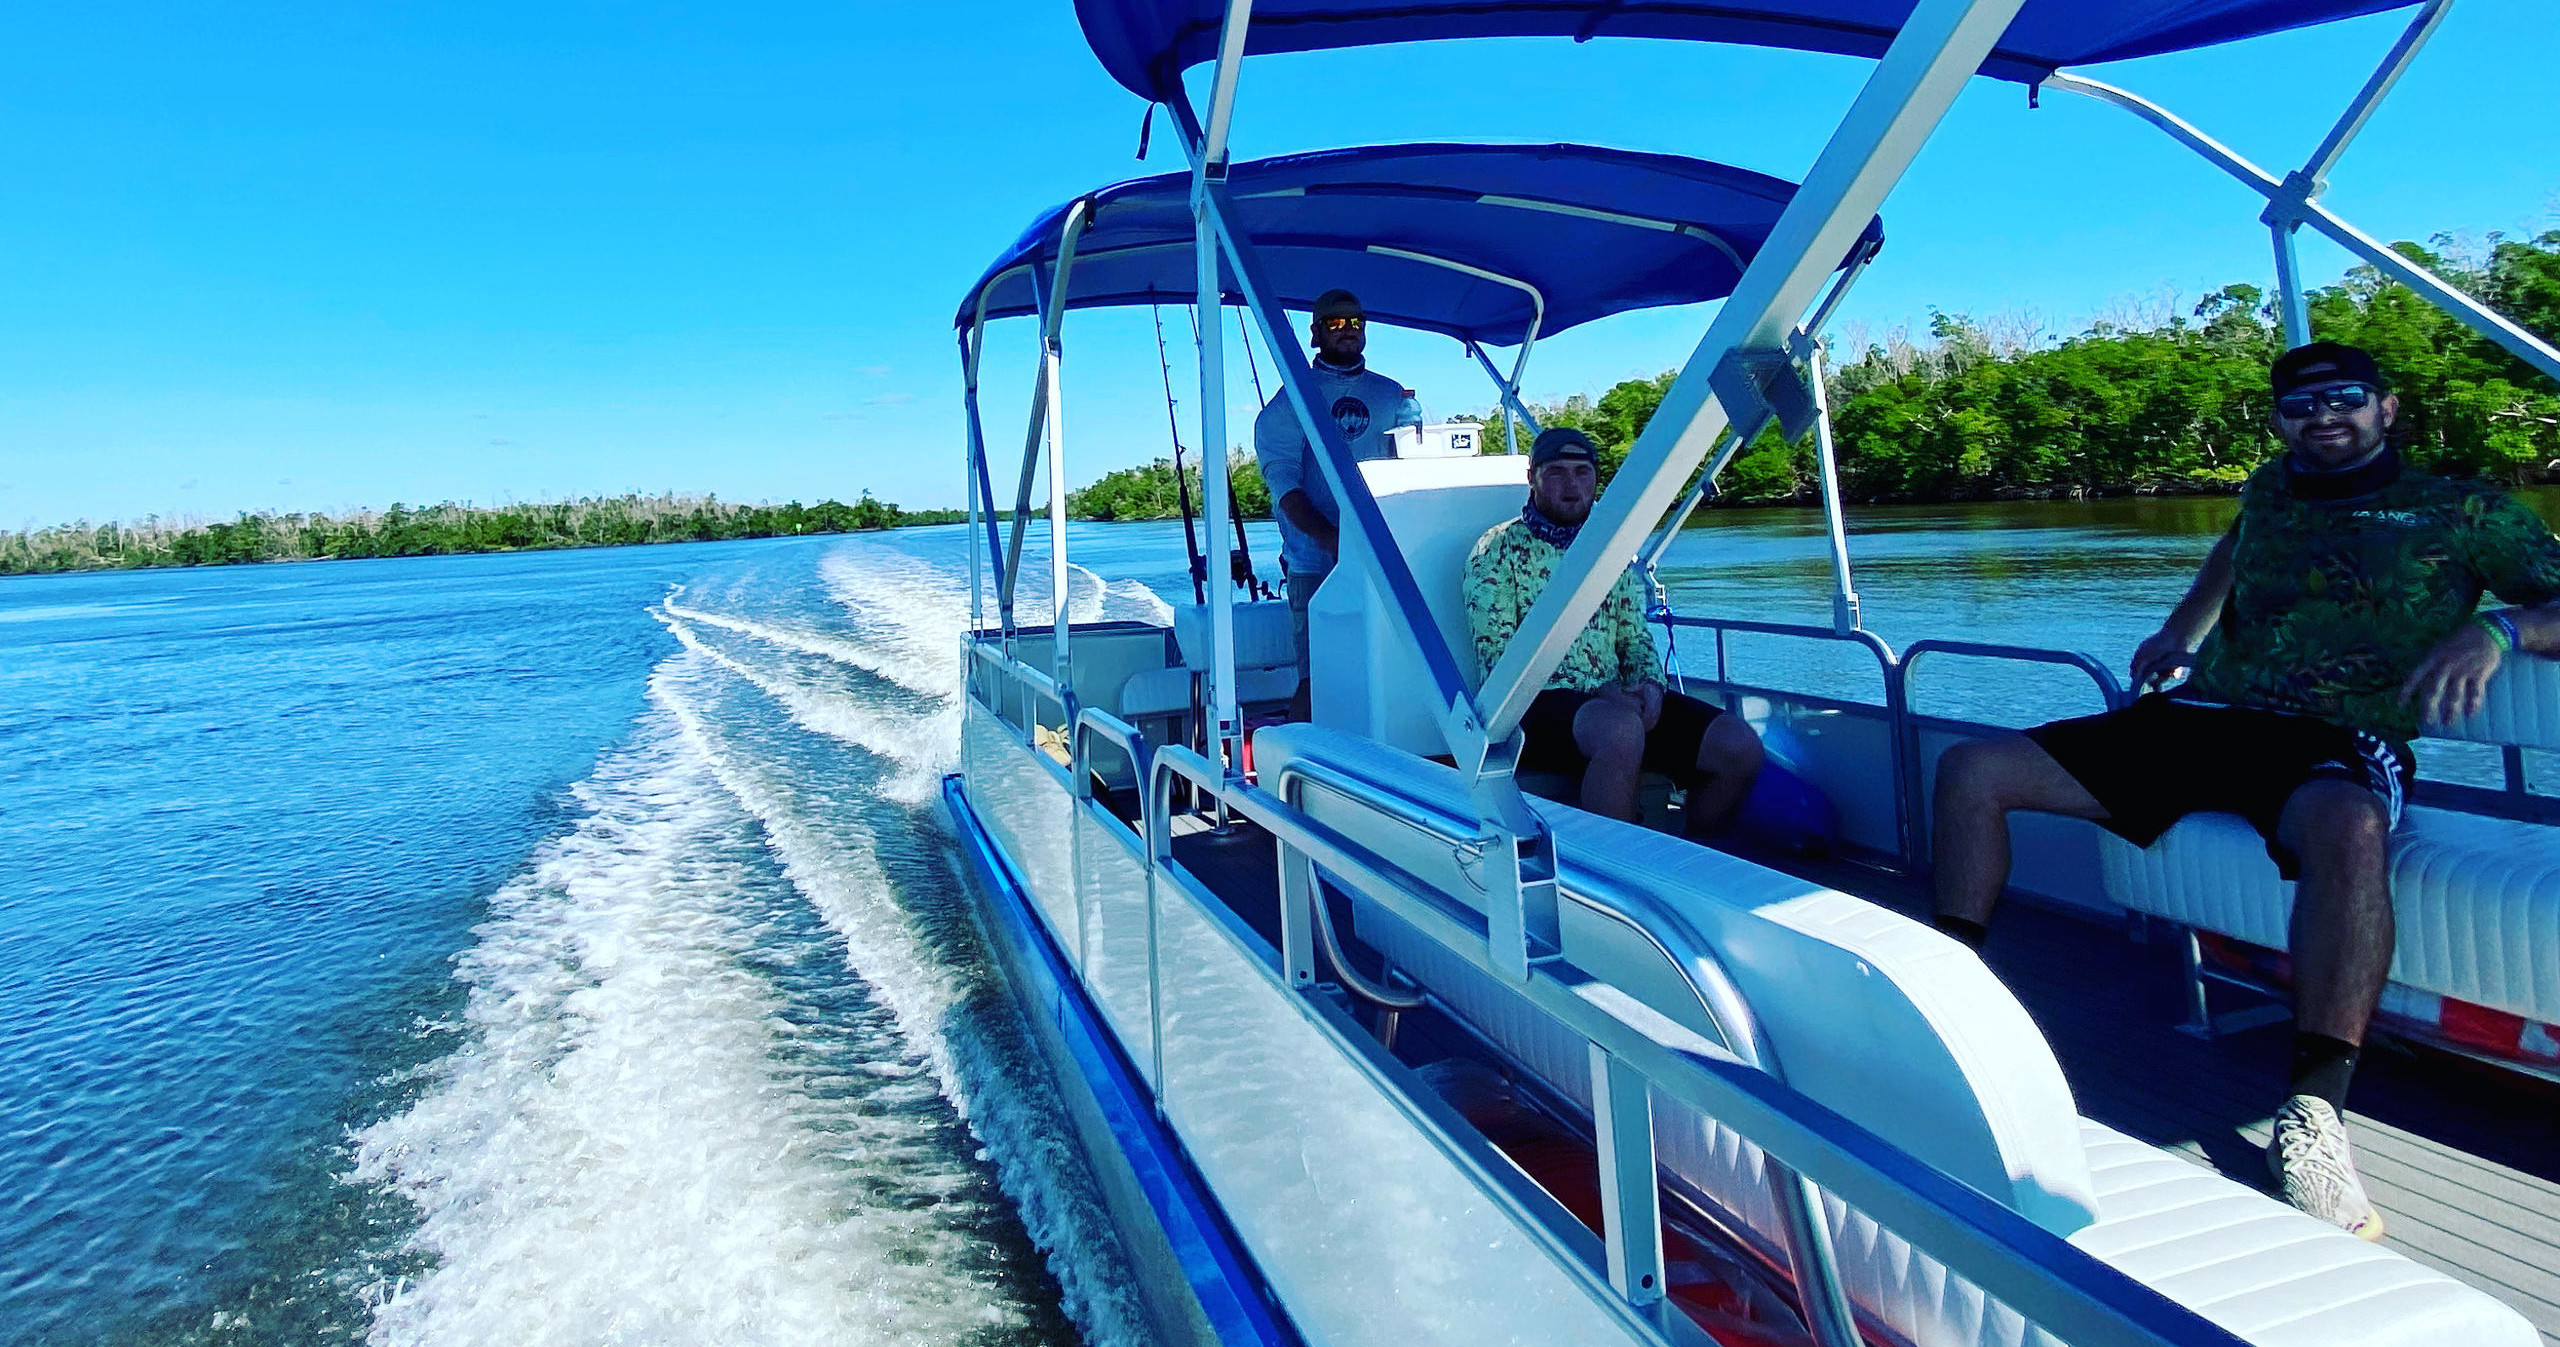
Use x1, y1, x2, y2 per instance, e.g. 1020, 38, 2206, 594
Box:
1167, 814, 2560, 1342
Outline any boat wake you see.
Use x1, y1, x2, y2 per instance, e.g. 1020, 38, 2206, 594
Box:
351, 537, 1150, 1347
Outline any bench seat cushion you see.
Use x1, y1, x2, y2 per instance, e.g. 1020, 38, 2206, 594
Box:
2097, 807, 2560, 1023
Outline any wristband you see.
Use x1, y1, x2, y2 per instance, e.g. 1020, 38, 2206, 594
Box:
2474, 610, 2519, 654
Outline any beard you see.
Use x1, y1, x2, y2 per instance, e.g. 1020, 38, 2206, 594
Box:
1535, 494, 1592, 526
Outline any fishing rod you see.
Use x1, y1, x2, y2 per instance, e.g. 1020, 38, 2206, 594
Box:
1149, 303, 1208, 606
1198, 304, 1276, 602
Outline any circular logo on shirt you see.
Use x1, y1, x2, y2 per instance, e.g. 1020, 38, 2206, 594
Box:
1331, 396, 1372, 440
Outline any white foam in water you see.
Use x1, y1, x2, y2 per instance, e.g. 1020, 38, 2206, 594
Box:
349, 707, 1043, 1346
646, 663, 1148, 1347
816, 548, 969, 690
662, 589, 952, 699
652, 612, 956, 804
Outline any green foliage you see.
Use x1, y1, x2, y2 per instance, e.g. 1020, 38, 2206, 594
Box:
1067, 452, 1270, 522
1475, 231, 2560, 508
0, 491, 966, 576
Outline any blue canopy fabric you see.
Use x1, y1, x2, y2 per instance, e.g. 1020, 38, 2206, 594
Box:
1077, 0, 2420, 101
957, 142, 1882, 347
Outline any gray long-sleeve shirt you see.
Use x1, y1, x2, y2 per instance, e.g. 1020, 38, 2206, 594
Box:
1252, 361, 1422, 577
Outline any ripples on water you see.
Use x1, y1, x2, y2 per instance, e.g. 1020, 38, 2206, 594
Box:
1, 530, 1158, 1346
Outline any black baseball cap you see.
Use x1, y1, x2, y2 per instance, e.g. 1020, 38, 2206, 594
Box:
2272, 341, 2383, 397
1529, 426, 1599, 469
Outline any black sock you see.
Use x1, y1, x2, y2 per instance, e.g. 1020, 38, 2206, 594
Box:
2289, 1032, 2361, 1111
1934, 914, 1988, 950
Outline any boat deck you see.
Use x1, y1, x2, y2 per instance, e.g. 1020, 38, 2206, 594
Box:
1165, 815, 2560, 1344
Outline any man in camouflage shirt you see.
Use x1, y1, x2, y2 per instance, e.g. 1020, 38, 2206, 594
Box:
1465, 426, 1764, 832
1932, 342, 2560, 1240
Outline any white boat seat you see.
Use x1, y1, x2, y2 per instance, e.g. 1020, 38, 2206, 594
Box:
2098, 804, 2560, 1024
1254, 723, 2538, 1347
1118, 600, 1302, 720
2097, 655, 2560, 1025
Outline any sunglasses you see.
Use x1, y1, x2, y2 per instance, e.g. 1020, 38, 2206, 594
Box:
1317, 315, 1365, 333
2276, 383, 2374, 419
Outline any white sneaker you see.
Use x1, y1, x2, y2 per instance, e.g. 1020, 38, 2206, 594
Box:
2267, 1094, 2387, 1241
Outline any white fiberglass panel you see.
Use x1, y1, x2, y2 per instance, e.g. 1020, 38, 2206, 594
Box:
962, 705, 1082, 958
1073, 806, 1156, 1086
1152, 878, 1644, 1347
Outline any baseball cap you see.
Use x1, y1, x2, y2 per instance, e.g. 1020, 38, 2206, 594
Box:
1311, 289, 1364, 321
1529, 426, 1599, 469
2272, 341, 2383, 397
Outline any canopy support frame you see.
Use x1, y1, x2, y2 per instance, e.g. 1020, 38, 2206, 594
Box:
1638, 237, 1877, 616
1465, 340, 1543, 453
1195, 159, 1245, 784
1357, 241, 1548, 455
1473, 0, 2028, 758
997, 202, 1092, 684
1163, 89, 1570, 993
2043, 32, 2560, 389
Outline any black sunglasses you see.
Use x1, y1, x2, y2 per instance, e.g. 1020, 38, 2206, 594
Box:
2276, 384, 2375, 419
1317, 315, 1365, 332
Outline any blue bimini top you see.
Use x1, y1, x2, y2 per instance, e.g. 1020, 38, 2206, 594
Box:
1077, 0, 2420, 102
956, 142, 1884, 348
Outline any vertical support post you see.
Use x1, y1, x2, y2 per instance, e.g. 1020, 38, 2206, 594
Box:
1590, 1046, 1666, 1317
1806, 345, 1862, 633
1035, 205, 1091, 696
2271, 220, 2312, 348
1195, 189, 1243, 782
2178, 927, 2216, 1039
1277, 841, 1318, 989
1767, 1158, 1862, 1347
962, 329, 985, 640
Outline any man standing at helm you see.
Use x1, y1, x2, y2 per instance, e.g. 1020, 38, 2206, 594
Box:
1253, 288, 1423, 720
1932, 341, 2560, 1240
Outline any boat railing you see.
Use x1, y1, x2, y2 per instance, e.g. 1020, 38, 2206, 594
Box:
972, 641, 1072, 744
1655, 613, 2131, 868
1142, 741, 2248, 1347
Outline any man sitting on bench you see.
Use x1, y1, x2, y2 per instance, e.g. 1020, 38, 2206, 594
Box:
1465, 426, 1763, 834
1931, 341, 2560, 1239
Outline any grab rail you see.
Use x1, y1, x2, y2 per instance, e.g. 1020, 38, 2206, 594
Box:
1140, 744, 2246, 1347
1900, 638, 2129, 716
1657, 613, 1912, 863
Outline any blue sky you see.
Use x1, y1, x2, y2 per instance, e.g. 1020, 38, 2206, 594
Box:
2, 1, 2553, 528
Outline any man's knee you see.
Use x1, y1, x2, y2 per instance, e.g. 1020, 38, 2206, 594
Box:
1577, 700, 1645, 762
1933, 733, 2082, 817
1696, 712, 1763, 778
2284, 780, 2391, 873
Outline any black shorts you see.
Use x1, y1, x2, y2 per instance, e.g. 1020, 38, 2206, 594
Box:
1520, 687, 1725, 784
2024, 693, 2411, 879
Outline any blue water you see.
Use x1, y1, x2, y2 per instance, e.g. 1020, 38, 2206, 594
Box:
0, 530, 1165, 1346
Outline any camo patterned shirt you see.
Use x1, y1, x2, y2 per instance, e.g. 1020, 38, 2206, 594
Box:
2183, 458, 2560, 746
1463, 516, 1665, 694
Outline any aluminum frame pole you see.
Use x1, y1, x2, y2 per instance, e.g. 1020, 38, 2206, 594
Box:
1807, 344, 1862, 634
961, 326, 988, 636
2270, 221, 2313, 348
1638, 242, 1877, 581
1195, 182, 1243, 779
1475, 0, 2032, 746
1040, 211, 1089, 694
1466, 340, 1543, 450
2300, 0, 2455, 191
2044, 71, 2560, 388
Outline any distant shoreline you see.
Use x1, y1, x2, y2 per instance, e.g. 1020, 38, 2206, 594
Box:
0, 492, 965, 578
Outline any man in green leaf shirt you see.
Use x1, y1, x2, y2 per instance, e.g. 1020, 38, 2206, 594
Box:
1932, 342, 2560, 1240
1465, 427, 1764, 833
